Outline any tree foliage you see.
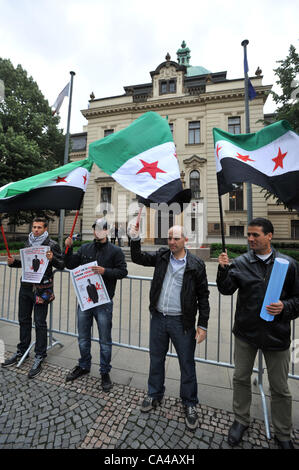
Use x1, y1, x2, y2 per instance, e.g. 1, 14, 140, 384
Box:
271, 44, 299, 132
261, 45, 299, 209
0, 58, 65, 225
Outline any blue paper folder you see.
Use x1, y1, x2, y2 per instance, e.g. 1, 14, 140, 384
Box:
260, 257, 289, 322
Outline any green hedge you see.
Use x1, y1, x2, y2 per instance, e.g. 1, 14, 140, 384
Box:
0, 239, 93, 253
210, 243, 299, 262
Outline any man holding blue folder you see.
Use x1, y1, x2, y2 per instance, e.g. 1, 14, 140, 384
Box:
217, 218, 299, 449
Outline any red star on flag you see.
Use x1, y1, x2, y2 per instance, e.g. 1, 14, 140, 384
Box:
272, 147, 287, 172
235, 153, 255, 163
55, 176, 68, 183
82, 173, 87, 185
216, 144, 222, 158
136, 160, 166, 179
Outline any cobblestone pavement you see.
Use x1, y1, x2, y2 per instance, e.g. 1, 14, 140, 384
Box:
0, 357, 298, 450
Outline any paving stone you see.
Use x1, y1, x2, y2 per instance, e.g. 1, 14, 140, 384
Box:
1, 356, 298, 450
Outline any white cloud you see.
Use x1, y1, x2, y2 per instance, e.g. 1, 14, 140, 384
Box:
0, 0, 298, 133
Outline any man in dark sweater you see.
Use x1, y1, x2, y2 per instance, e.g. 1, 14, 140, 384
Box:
64, 218, 128, 391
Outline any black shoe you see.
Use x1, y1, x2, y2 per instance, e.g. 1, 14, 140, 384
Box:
140, 396, 162, 412
228, 420, 249, 447
184, 405, 199, 431
1, 352, 27, 368
275, 436, 294, 449
101, 373, 113, 392
28, 356, 43, 379
65, 365, 89, 382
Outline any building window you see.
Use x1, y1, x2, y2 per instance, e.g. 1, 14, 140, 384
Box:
230, 226, 244, 237
228, 116, 241, 134
169, 123, 173, 135
101, 187, 111, 203
188, 121, 200, 144
159, 79, 176, 95
191, 214, 196, 232
104, 129, 114, 137
229, 183, 243, 211
190, 170, 200, 199
291, 220, 299, 239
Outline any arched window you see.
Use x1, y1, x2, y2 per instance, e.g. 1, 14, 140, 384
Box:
190, 170, 200, 199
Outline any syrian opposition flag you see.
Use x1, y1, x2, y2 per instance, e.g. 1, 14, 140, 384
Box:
0, 158, 93, 212
51, 82, 70, 115
89, 112, 191, 206
213, 120, 299, 211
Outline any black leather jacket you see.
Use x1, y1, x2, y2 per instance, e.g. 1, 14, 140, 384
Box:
217, 249, 299, 350
131, 240, 210, 331
10, 237, 64, 286
64, 239, 128, 299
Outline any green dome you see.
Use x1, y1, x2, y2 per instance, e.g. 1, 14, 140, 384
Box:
186, 65, 211, 76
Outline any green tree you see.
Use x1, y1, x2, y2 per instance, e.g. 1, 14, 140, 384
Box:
261, 45, 299, 209
0, 58, 65, 225
271, 44, 299, 132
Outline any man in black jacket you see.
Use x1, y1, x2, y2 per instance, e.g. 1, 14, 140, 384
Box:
217, 218, 299, 449
2, 217, 64, 378
64, 218, 128, 391
130, 224, 210, 430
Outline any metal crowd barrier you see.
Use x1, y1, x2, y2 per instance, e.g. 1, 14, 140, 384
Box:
0, 262, 298, 439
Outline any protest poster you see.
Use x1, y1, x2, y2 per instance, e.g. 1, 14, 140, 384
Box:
70, 261, 110, 311
20, 246, 50, 283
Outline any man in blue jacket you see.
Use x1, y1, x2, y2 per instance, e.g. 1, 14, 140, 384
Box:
64, 218, 128, 391
130, 224, 210, 430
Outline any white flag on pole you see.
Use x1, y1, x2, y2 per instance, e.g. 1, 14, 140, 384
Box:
52, 82, 70, 115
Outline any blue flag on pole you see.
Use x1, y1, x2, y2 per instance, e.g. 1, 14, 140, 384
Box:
248, 79, 257, 100
244, 51, 256, 100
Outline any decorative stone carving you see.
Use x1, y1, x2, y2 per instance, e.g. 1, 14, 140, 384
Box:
183, 155, 207, 170
159, 66, 177, 79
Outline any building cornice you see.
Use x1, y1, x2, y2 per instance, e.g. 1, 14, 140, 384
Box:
81, 85, 271, 120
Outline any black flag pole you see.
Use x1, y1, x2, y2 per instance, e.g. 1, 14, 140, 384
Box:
217, 191, 226, 253
58, 71, 75, 249
241, 39, 253, 224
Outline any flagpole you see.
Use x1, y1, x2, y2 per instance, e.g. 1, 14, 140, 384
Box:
217, 192, 226, 253
58, 71, 75, 249
65, 209, 79, 254
0, 217, 11, 258
241, 39, 253, 224
136, 206, 143, 229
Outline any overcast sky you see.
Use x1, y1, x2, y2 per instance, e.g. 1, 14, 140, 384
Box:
0, 0, 298, 134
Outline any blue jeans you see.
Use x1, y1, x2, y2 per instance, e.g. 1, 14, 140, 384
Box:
77, 301, 113, 374
148, 311, 198, 407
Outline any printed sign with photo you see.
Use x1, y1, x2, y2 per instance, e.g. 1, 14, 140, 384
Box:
20, 246, 50, 283
70, 261, 110, 311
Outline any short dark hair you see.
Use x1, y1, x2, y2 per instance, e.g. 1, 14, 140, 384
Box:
248, 217, 274, 235
32, 217, 48, 228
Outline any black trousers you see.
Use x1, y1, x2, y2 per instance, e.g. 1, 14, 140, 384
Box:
17, 284, 49, 358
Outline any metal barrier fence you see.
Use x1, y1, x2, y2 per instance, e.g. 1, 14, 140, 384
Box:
0, 262, 298, 438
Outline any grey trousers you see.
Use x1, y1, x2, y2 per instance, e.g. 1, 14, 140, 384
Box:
233, 336, 292, 441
